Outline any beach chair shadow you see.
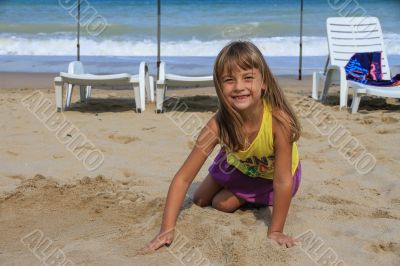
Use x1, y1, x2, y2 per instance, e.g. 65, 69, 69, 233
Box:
312, 17, 400, 113
162, 95, 219, 113
322, 94, 400, 113
68, 96, 139, 113
156, 62, 215, 113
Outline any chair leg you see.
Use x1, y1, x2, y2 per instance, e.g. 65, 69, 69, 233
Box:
156, 82, 166, 113
351, 92, 362, 114
79, 86, 86, 102
312, 72, 318, 100
55, 81, 64, 112
133, 80, 145, 113
144, 72, 153, 102
321, 70, 333, 102
136, 65, 146, 112
66, 84, 73, 108
133, 85, 141, 113
147, 76, 155, 102
312, 72, 324, 100
339, 68, 349, 110
86, 86, 92, 100
140, 78, 146, 112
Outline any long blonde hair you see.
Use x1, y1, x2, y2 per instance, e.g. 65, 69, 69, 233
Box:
213, 41, 301, 151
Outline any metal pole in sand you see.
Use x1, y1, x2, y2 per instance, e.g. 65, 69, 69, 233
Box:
298, 0, 304, 80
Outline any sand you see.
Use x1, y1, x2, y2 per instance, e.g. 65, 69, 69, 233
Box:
0, 73, 399, 265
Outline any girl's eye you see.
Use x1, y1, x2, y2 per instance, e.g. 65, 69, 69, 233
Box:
245, 76, 254, 80
223, 78, 233, 83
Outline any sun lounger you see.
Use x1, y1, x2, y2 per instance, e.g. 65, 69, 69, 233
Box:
156, 61, 213, 113
55, 62, 154, 113
312, 17, 400, 113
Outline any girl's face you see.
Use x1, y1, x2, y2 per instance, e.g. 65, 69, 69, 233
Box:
220, 67, 264, 112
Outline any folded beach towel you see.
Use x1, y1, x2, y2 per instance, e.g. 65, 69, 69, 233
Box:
345, 51, 400, 86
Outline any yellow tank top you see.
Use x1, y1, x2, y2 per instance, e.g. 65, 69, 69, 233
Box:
226, 102, 299, 180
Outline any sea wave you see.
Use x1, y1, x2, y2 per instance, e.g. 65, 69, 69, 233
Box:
1, 34, 399, 57
0, 20, 304, 40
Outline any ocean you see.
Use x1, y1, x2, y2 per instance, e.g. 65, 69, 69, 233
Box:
0, 0, 399, 75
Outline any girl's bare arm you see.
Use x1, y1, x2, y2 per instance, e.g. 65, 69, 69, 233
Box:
268, 116, 295, 247
161, 118, 219, 230
146, 117, 219, 250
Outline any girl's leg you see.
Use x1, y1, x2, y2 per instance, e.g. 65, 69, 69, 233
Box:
193, 174, 223, 207
212, 189, 246, 213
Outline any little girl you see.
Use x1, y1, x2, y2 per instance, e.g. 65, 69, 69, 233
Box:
146, 41, 301, 250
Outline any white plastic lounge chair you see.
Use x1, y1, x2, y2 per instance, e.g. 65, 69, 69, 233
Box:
312, 17, 400, 113
55, 61, 154, 113
65, 61, 91, 108
156, 61, 214, 113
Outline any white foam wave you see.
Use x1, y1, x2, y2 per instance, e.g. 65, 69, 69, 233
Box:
1, 35, 399, 56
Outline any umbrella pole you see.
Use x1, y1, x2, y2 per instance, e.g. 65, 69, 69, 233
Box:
298, 0, 303, 80
77, 0, 80, 61
157, 0, 161, 80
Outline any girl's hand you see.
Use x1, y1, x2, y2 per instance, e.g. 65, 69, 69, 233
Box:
268, 231, 297, 248
142, 228, 175, 253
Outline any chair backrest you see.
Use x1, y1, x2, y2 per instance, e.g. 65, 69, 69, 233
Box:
327, 17, 391, 79
68, 61, 85, 74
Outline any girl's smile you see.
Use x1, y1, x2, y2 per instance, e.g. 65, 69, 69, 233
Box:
232, 94, 250, 102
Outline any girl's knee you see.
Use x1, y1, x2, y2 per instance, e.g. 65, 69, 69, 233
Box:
192, 174, 222, 208
212, 198, 236, 213
192, 193, 210, 207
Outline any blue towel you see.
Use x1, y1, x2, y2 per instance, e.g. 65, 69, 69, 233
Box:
345, 52, 400, 86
